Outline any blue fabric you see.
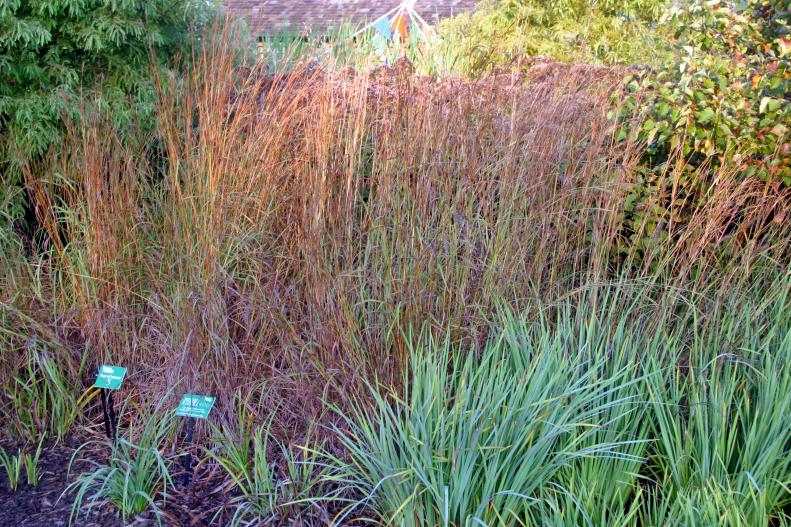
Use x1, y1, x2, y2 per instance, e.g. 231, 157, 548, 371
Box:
372, 16, 392, 41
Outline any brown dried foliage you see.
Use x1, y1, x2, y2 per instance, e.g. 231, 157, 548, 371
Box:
2, 25, 788, 436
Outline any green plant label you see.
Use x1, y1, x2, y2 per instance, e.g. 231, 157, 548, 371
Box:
94, 365, 127, 390
175, 394, 215, 419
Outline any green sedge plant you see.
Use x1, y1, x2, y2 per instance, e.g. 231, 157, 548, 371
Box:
0, 445, 24, 491
64, 403, 176, 525
325, 271, 791, 526
326, 320, 646, 526
278, 423, 328, 521
641, 281, 791, 527
207, 391, 326, 525
0, 433, 46, 491
23, 434, 46, 487
507, 290, 657, 527
208, 409, 280, 525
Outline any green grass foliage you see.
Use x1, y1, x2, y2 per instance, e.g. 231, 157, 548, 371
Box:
330, 276, 791, 526
65, 404, 175, 525
208, 397, 326, 525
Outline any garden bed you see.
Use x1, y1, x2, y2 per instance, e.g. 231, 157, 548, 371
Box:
0, 438, 235, 527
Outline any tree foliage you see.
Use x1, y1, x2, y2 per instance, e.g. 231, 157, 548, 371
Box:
624, 0, 790, 184
437, 0, 669, 76
0, 0, 214, 217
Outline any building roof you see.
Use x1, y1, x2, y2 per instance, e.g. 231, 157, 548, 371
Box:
226, 0, 481, 33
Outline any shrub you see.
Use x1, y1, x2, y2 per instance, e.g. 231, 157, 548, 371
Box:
0, 0, 214, 218
611, 0, 789, 265
622, 0, 790, 185
437, 0, 668, 76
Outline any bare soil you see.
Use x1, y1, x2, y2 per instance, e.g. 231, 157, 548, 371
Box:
0, 435, 360, 527
0, 439, 235, 527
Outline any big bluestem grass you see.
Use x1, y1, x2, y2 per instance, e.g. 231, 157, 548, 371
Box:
8, 23, 664, 407
2, 26, 786, 377
0, 23, 787, 525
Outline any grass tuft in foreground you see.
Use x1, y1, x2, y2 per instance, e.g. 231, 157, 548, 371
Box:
329, 276, 791, 526
64, 403, 176, 525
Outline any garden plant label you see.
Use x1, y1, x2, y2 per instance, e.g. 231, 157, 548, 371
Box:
94, 365, 127, 390
176, 394, 216, 419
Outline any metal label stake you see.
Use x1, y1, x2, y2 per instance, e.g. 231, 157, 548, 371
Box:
99, 387, 113, 440
182, 417, 195, 486
94, 365, 126, 440
175, 394, 215, 488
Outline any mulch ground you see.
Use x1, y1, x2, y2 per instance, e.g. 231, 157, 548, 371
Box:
0, 439, 246, 527
1, 435, 362, 527
0, 444, 228, 527
0, 439, 118, 527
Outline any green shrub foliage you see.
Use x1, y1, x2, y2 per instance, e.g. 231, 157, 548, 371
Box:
0, 0, 213, 217
611, 0, 789, 263
623, 0, 790, 184
437, 0, 669, 75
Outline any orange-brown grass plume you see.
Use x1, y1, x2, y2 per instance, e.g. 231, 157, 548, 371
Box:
3, 23, 788, 438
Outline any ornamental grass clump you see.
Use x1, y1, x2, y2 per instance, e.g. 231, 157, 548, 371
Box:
4, 21, 787, 421
207, 388, 327, 525
327, 320, 646, 525
328, 272, 791, 526
641, 281, 791, 527
65, 405, 175, 525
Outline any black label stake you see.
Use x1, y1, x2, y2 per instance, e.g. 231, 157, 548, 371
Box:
99, 388, 115, 440
182, 417, 195, 486
94, 365, 125, 442
107, 390, 117, 440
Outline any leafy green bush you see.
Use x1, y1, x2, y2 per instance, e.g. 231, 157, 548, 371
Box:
611, 0, 789, 264
0, 0, 214, 218
437, 0, 668, 76
622, 0, 790, 185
